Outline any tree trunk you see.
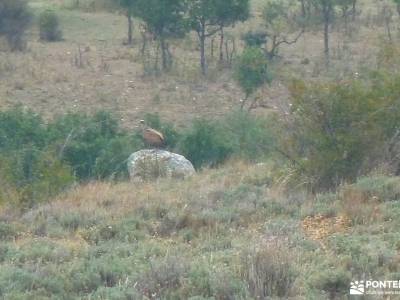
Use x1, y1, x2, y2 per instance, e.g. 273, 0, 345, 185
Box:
300, 0, 306, 18
127, 13, 133, 45
160, 36, 169, 71
352, 0, 357, 21
199, 22, 207, 75
323, 4, 330, 64
219, 26, 224, 63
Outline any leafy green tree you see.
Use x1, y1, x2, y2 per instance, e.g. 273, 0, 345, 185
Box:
189, 0, 249, 74
234, 47, 272, 110
0, 0, 32, 51
135, 0, 187, 71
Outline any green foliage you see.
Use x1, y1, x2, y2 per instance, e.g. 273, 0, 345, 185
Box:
242, 30, 267, 47
188, 0, 249, 74
0, 108, 74, 208
178, 111, 275, 168
234, 47, 271, 99
310, 268, 350, 299
349, 176, 400, 202
0, 108, 146, 207
0, 222, 17, 241
0, 149, 75, 208
0, 107, 47, 151
285, 74, 400, 189
222, 111, 276, 161
39, 10, 63, 42
179, 119, 233, 169
48, 111, 141, 180
0, 0, 32, 51
261, 0, 304, 58
135, 0, 188, 70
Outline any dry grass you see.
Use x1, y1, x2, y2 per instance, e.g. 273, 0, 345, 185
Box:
1, 0, 398, 129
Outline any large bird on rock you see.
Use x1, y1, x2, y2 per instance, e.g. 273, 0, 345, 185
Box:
139, 120, 165, 148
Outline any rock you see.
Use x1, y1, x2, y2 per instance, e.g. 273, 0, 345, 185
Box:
127, 149, 195, 181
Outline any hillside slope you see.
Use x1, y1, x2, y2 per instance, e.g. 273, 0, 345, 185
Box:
1, 162, 400, 299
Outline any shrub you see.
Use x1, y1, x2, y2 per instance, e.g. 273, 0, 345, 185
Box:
222, 110, 276, 161
179, 119, 233, 169
137, 256, 188, 298
310, 269, 350, 299
39, 10, 63, 42
234, 47, 272, 109
48, 111, 141, 180
0, 107, 48, 151
0, 0, 32, 50
349, 176, 400, 202
284, 74, 400, 190
0, 149, 74, 208
0, 222, 17, 241
242, 30, 267, 48
240, 244, 297, 298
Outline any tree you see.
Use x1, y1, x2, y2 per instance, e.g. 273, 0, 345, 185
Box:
311, 0, 338, 63
117, 0, 137, 45
234, 47, 272, 110
214, 0, 249, 63
189, 0, 249, 74
0, 0, 32, 51
336, 0, 354, 33
189, 0, 219, 75
394, 0, 400, 17
262, 0, 304, 59
135, 0, 187, 71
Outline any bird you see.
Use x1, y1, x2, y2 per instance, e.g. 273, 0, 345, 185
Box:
139, 120, 165, 148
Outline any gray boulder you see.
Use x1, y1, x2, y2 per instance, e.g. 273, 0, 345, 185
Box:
127, 149, 195, 181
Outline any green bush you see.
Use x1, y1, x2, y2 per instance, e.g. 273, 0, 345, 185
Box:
48, 111, 141, 180
0, 149, 74, 208
179, 119, 233, 169
0, 222, 17, 241
242, 30, 267, 48
349, 176, 400, 202
284, 73, 400, 189
0, 107, 48, 151
309, 268, 350, 299
222, 110, 276, 161
39, 10, 63, 42
234, 46, 272, 108
0, 0, 32, 50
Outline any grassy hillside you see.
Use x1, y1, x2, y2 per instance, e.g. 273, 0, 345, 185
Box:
0, 0, 397, 127
1, 162, 400, 299
3, 0, 400, 299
